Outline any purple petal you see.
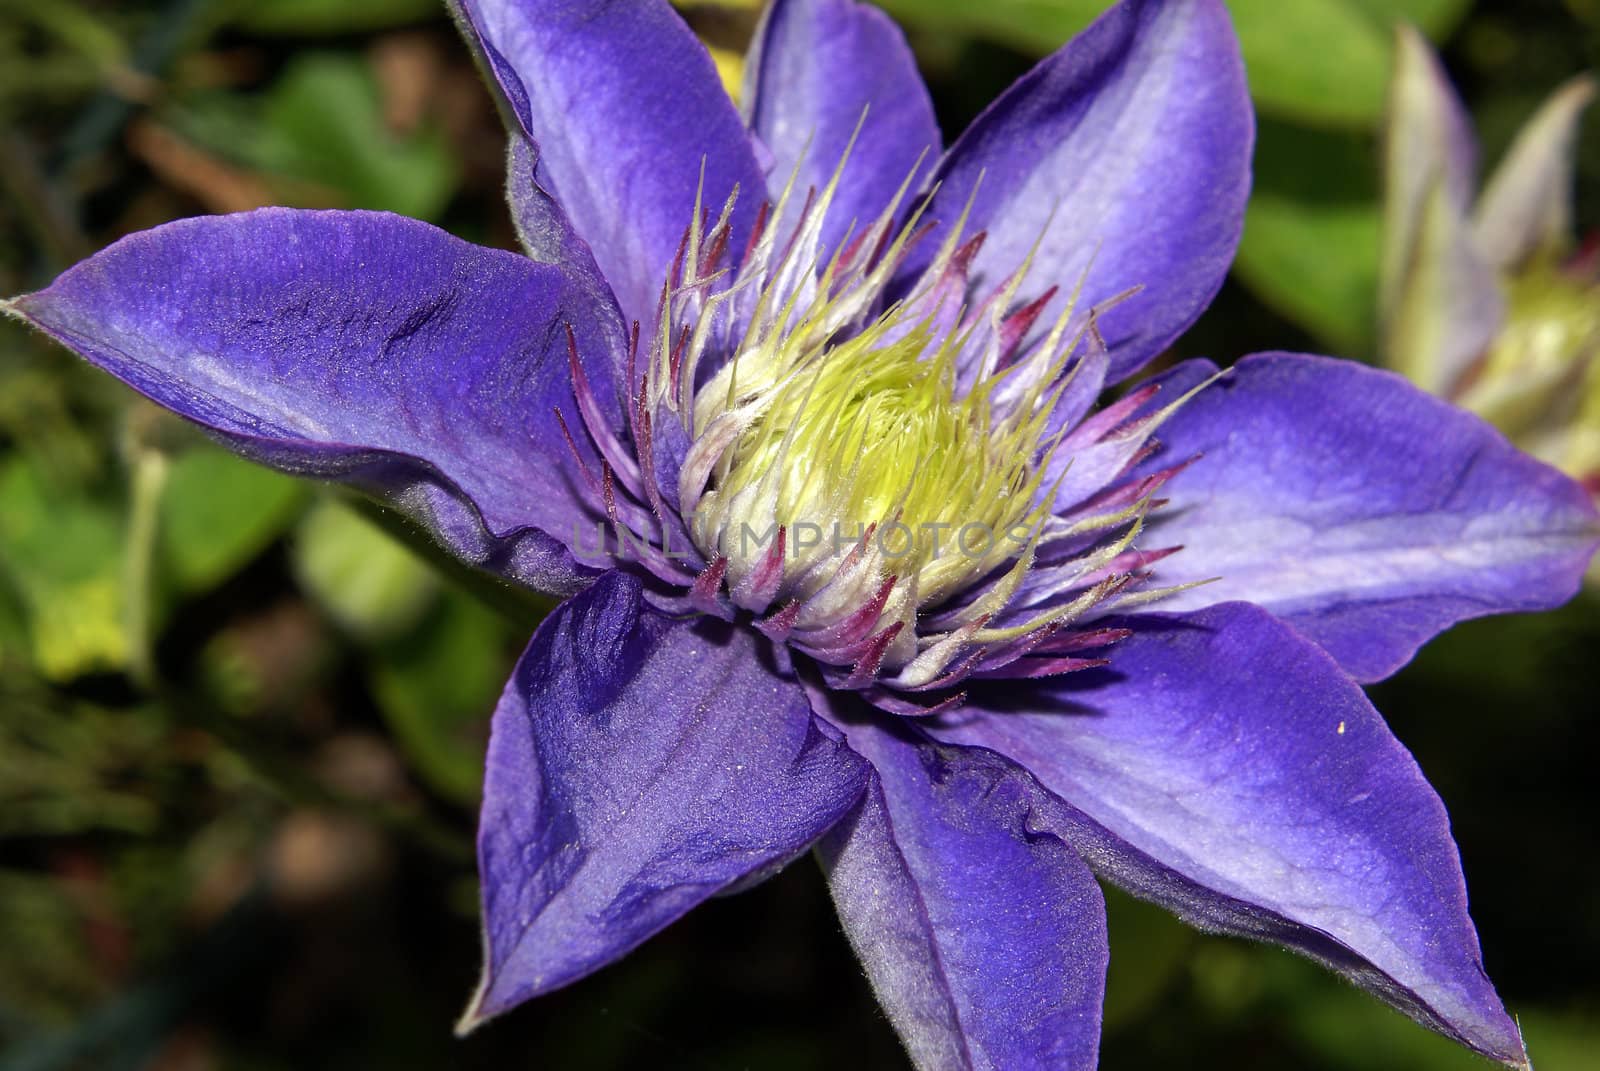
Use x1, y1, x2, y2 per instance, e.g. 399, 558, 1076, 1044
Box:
504, 134, 632, 387
1134, 353, 1598, 681
462, 571, 870, 1027
937, 601, 1529, 1067
451, 0, 766, 331
744, 0, 941, 259
911, 0, 1251, 383
818, 715, 1107, 1071
8, 209, 629, 595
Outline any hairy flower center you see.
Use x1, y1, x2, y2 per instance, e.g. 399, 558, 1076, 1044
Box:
557, 147, 1201, 703
694, 308, 1058, 604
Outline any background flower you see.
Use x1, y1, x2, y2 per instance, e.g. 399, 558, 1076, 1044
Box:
1381, 25, 1600, 492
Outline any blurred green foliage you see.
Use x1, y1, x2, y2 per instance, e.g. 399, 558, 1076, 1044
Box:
881, 0, 1469, 126
166, 52, 459, 218
161, 450, 306, 597
1234, 122, 1382, 355
240, 0, 439, 35
0, 453, 129, 680
1, 0, 1597, 1069
292, 501, 441, 643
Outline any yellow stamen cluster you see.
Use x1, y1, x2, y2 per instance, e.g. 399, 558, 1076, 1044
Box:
657, 138, 1120, 680
688, 273, 1076, 612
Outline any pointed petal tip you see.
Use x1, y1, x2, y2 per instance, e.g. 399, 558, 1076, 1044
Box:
1391, 22, 1454, 89
451, 967, 551, 1038
1131, 353, 1597, 680
0, 296, 30, 330
454, 891, 517, 1037
1543, 70, 1599, 117
1393, 20, 1430, 55
940, 602, 1538, 1065
469, 577, 869, 1027
9, 209, 624, 598
1481, 1015, 1532, 1071
1473, 68, 1598, 268
2, 288, 55, 323
452, 988, 490, 1038
1385, 21, 1478, 230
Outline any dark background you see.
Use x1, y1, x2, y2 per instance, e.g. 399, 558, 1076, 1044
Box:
1, 1, 1597, 1068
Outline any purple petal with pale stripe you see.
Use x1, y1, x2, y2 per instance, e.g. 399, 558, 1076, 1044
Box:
910, 0, 1251, 383
1135, 353, 1598, 681
817, 712, 1107, 1071
451, 0, 766, 332
744, 0, 941, 260
8, 208, 626, 596
462, 571, 869, 1028
937, 602, 1529, 1067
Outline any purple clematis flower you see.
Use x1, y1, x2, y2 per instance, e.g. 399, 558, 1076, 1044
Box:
5, 0, 1597, 1066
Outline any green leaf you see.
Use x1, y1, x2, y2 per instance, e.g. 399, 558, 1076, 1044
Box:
160, 447, 307, 594
292, 499, 439, 642
877, 0, 1385, 124
168, 53, 459, 220
236, 0, 439, 36
1226, 0, 1389, 126
1233, 121, 1383, 356
369, 590, 519, 805
1347, 0, 1472, 38
262, 54, 459, 219
1518, 1012, 1600, 1071
0, 456, 128, 680
6, 1, 130, 69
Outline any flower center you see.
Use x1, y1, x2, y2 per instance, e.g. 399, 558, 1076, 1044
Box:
558, 148, 1205, 707
691, 305, 1058, 608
